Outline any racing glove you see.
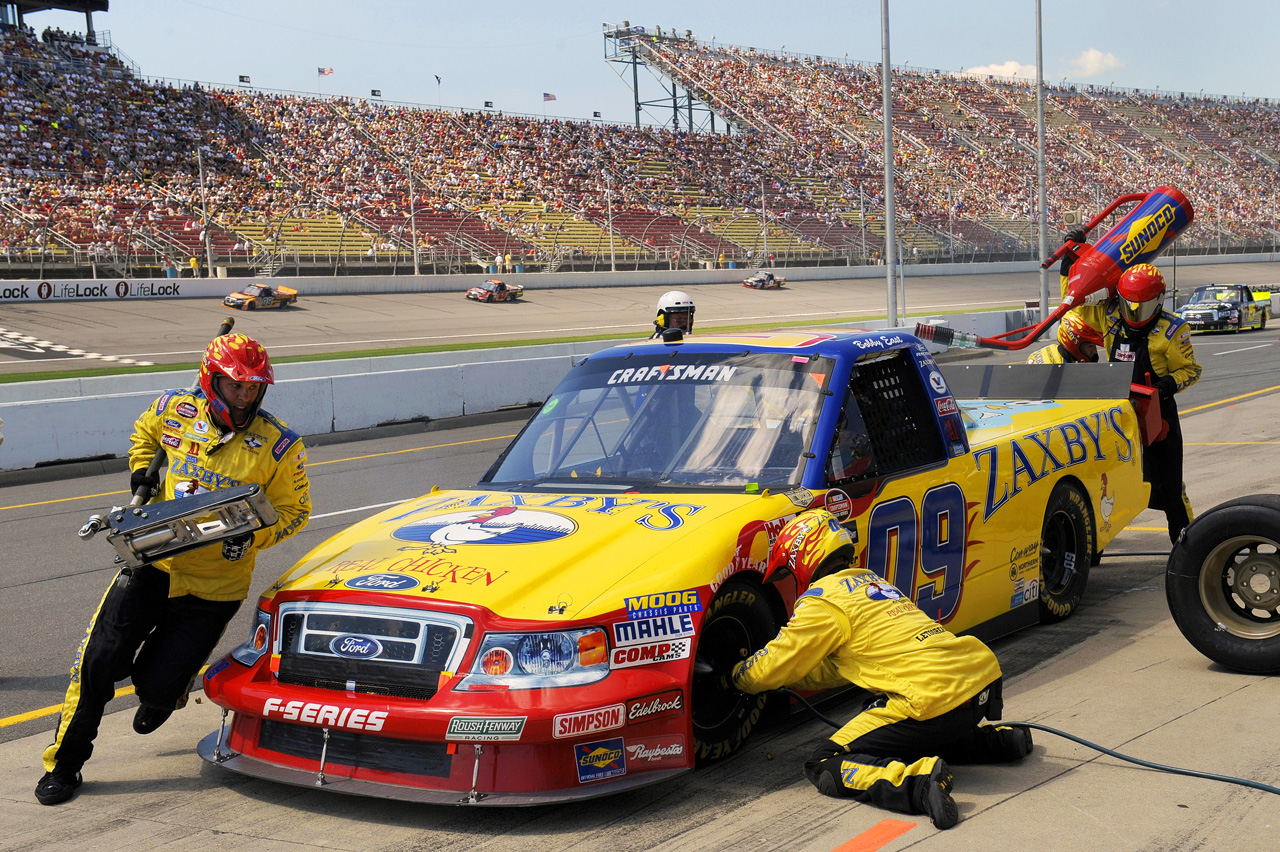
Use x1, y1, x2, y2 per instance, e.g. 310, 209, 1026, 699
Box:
130, 467, 160, 498
222, 532, 254, 562
1064, 228, 1088, 245
1060, 229, 1087, 279
1155, 376, 1178, 400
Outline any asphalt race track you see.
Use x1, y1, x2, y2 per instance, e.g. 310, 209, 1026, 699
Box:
2, 260, 1280, 373
1, 267, 1279, 851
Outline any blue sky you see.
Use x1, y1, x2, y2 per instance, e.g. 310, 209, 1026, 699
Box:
22, 0, 1278, 123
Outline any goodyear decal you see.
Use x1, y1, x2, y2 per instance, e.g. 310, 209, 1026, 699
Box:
974, 405, 1134, 520
384, 494, 704, 533
625, 588, 700, 620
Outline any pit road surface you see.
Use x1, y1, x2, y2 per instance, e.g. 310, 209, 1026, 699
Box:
1, 275, 1278, 851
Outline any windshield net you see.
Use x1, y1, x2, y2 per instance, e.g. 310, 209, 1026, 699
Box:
485, 351, 831, 488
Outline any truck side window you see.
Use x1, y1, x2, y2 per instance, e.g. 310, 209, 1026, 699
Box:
827, 350, 947, 485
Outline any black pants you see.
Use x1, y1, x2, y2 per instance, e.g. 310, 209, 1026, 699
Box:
1144, 408, 1192, 544
803, 679, 1026, 814
42, 565, 240, 774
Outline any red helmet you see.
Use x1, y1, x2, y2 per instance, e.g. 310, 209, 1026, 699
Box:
1057, 312, 1104, 362
1117, 264, 1166, 328
198, 333, 274, 432
762, 510, 855, 594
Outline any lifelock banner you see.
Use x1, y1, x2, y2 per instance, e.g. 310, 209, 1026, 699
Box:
0, 278, 234, 302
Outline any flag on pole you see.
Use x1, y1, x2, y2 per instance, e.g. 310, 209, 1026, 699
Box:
435, 75, 441, 85
238, 75, 250, 84
543, 92, 557, 102
317, 67, 334, 77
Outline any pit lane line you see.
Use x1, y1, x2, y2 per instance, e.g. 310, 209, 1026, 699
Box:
1212, 343, 1272, 356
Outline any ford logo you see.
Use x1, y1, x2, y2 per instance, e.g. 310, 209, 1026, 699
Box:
343, 573, 419, 591
330, 634, 383, 659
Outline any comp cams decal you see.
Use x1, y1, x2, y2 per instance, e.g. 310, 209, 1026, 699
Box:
609, 638, 692, 669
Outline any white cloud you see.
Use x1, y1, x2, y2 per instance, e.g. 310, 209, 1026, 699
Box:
1064, 48, 1123, 78
958, 61, 1037, 80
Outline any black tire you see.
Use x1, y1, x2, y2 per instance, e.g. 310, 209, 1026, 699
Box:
1165, 496, 1280, 674
1039, 482, 1095, 623
1259, 310, 1267, 331
246, 302, 255, 311
692, 579, 780, 762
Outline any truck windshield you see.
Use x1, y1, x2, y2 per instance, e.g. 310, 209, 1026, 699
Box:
1188, 287, 1240, 303
484, 351, 831, 488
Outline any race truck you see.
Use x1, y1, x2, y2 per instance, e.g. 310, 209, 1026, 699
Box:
743, 271, 786, 289
200, 330, 1149, 804
1175, 283, 1269, 332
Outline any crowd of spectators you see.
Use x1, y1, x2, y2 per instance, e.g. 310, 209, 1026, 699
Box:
3, 22, 1280, 271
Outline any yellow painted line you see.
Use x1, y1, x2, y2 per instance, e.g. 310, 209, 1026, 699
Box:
1, 665, 211, 729
0, 433, 516, 512
1182, 383, 1280, 414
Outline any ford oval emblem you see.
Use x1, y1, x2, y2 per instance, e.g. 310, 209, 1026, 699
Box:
330, 634, 383, 659
343, 573, 419, 591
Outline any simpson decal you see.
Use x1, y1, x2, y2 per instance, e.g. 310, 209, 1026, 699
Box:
552, 704, 625, 739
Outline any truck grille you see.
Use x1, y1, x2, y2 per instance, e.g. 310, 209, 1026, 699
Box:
259, 720, 452, 777
275, 603, 471, 701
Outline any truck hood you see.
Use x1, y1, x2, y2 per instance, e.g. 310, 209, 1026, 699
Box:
265, 488, 795, 621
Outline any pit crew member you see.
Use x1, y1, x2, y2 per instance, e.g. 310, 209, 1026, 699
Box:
37, 333, 311, 806
1026, 312, 1105, 364
651, 290, 695, 338
732, 513, 1033, 830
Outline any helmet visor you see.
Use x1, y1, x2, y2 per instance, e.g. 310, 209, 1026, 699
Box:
1121, 294, 1162, 327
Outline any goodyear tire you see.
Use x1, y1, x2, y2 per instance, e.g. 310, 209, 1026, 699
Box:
1039, 482, 1095, 623
1165, 496, 1280, 674
692, 579, 779, 762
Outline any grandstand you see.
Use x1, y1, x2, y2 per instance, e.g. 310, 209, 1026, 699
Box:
2, 16, 1280, 279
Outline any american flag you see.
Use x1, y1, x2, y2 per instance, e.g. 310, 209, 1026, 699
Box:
543, 92, 557, 102
317, 67, 333, 77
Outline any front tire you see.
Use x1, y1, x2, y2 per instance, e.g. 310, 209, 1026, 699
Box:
1039, 482, 1095, 623
692, 579, 779, 762
1166, 496, 1280, 674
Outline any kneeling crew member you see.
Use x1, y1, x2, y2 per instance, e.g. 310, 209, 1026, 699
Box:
732, 512, 1032, 830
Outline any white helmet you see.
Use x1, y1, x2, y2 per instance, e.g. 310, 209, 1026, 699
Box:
655, 290, 695, 333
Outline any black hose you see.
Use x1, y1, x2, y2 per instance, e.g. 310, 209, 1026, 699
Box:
781, 688, 1280, 796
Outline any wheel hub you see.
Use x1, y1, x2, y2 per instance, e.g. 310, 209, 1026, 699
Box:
1235, 561, 1280, 610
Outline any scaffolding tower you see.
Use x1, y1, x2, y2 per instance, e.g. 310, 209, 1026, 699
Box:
603, 22, 730, 135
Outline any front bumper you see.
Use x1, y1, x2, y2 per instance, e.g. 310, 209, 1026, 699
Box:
197, 726, 684, 805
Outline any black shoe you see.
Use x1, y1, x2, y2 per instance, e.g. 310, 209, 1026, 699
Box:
988, 724, 1035, 761
133, 704, 173, 735
816, 769, 844, 798
917, 759, 959, 830
35, 769, 82, 806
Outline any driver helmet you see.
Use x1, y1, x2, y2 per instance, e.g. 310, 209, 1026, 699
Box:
198, 333, 274, 432
1116, 264, 1167, 328
1057, 312, 1104, 362
762, 510, 855, 595
655, 290, 695, 333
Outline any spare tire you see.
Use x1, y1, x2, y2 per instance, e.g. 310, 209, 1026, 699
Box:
1166, 495, 1280, 674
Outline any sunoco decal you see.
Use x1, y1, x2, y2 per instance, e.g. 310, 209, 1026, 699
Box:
392, 507, 576, 546
575, 737, 627, 783
552, 704, 624, 739
446, 716, 527, 741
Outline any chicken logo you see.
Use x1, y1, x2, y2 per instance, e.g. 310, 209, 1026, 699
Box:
392, 507, 576, 545
1099, 473, 1115, 533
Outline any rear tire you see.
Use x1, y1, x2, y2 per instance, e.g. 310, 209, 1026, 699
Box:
692, 579, 779, 762
1166, 496, 1280, 674
1039, 482, 1095, 623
